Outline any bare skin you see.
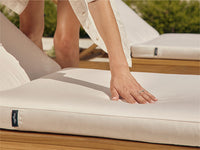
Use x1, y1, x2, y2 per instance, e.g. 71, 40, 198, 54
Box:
54, 0, 80, 68
19, 0, 158, 104
20, 0, 44, 50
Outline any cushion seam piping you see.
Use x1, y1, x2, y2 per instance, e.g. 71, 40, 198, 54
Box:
0, 105, 199, 124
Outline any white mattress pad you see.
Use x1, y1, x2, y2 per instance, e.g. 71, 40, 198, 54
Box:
0, 68, 199, 146
131, 34, 200, 60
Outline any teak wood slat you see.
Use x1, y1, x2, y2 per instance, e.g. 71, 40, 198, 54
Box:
0, 130, 199, 150
79, 58, 200, 75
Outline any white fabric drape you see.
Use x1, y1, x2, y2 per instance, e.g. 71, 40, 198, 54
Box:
0, 0, 28, 14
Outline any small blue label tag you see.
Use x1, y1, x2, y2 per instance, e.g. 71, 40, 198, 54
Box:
154, 47, 158, 56
12, 110, 18, 127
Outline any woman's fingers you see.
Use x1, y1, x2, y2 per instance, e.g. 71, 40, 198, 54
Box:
110, 87, 136, 104
112, 89, 157, 104
138, 91, 154, 103
120, 91, 137, 104
110, 87, 119, 101
111, 86, 157, 104
119, 89, 152, 104
144, 90, 158, 101
131, 91, 147, 104
120, 87, 157, 104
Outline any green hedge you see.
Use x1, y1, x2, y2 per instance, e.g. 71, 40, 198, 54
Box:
1, 0, 199, 37
123, 0, 200, 34
0, 5, 20, 28
43, 0, 57, 37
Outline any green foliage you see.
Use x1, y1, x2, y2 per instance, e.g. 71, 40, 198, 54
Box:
0, 5, 20, 28
123, 0, 200, 34
1, 0, 199, 36
45, 46, 56, 58
43, 0, 57, 37
80, 27, 90, 38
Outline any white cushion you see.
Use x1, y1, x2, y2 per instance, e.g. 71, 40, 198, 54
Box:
115, 0, 160, 45
131, 34, 200, 60
0, 44, 30, 91
115, 1, 200, 60
0, 68, 199, 146
0, 12, 61, 80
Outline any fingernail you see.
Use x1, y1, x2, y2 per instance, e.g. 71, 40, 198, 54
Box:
112, 97, 118, 100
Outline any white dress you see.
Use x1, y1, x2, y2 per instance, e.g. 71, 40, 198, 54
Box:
0, 0, 29, 14
0, 0, 132, 67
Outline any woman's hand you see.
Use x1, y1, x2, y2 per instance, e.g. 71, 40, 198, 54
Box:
110, 68, 158, 104
88, 0, 157, 104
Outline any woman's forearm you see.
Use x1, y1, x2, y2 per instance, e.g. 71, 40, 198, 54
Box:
88, 0, 130, 75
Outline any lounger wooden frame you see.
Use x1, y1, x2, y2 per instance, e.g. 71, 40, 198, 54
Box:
80, 58, 200, 75
1, 129, 199, 150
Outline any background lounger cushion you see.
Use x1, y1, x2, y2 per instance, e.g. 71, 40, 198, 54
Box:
115, 0, 159, 46
131, 33, 200, 60
116, 0, 200, 60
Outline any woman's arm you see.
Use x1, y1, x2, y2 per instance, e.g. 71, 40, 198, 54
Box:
88, 0, 157, 104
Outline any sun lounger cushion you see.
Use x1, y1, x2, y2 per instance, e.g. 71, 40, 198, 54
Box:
131, 33, 200, 60
0, 68, 199, 146
0, 12, 61, 80
116, 0, 200, 60
0, 44, 30, 91
115, 0, 160, 46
